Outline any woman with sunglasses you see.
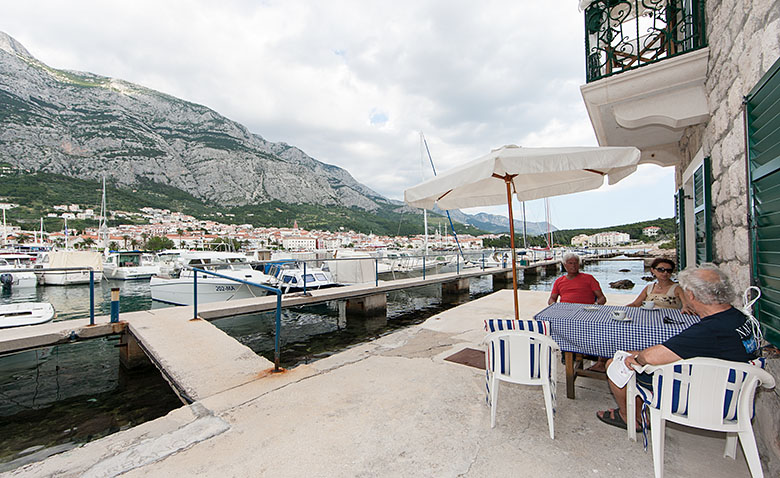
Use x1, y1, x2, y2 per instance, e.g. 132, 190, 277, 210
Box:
627, 258, 693, 314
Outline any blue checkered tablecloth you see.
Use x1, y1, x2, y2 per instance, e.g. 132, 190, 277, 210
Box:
533, 303, 700, 358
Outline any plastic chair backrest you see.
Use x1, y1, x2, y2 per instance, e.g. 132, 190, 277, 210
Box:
645, 357, 775, 431
485, 330, 558, 383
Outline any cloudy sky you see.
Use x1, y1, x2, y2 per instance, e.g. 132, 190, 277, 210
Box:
1, 0, 675, 230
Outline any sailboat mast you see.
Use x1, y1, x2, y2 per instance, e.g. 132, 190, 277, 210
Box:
522, 201, 527, 249
419, 132, 428, 253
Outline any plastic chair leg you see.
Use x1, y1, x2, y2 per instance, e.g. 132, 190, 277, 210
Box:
542, 382, 555, 439
738, 428, 764, 478
650, 412, 666, 478
627, 377, 637, 441
490, 376, 499, 428
724, 432, 737, 459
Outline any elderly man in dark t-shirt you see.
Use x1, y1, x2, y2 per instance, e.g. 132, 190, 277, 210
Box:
596, 263, 759, 430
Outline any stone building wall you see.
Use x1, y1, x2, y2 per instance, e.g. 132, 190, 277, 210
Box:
675, 1, 780, 474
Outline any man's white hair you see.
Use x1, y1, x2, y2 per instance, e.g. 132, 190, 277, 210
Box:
562, 252, 581, 265
678, 263, 736, 305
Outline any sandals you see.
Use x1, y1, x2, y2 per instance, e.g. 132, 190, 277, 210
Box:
597, 409, 628, 429
597, 409, 648, 431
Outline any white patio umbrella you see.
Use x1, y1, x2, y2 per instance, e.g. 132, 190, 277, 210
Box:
404, 144, 642, 319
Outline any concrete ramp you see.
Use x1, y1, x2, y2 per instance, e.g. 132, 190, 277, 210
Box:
123, 308, 274, 403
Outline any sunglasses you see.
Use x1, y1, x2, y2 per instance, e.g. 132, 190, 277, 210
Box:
654, 267, 674, 273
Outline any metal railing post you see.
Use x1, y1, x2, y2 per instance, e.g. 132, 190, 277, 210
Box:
374, 258, 378, 287
193, 271, 198, 319
274, 291, 282, 371
303, 262, 307, 294
456, 253, 460, 274
89, 269, 95, 325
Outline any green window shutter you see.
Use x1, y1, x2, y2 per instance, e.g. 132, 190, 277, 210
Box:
675, 188, 686, 269
692, 157, 712, 264
747, 56, 780, 348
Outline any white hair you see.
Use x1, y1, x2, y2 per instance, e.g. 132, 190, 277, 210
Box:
678, 263, 736, 305
562, 252, 581, 265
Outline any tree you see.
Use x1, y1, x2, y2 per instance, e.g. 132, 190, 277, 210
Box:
145, 236, 174, 251
122, 234, 129, 249
81, 237, 95, 250
108, 241, 119, 251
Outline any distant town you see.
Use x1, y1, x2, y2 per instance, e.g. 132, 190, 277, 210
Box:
0, 202, 661, 252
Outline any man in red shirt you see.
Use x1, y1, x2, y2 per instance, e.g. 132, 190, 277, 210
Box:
548, 252, 608, 372
548, 253, 606, 306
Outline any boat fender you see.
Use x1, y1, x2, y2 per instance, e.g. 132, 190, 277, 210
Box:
0, 273, 13, 290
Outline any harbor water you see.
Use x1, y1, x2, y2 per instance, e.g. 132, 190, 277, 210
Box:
0, 258, 651, 469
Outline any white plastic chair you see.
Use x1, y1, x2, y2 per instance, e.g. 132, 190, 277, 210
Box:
627, 357, 775, 478
484, 330, 559, 439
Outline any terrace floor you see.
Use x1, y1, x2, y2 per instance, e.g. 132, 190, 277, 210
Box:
4, 290, 759, 477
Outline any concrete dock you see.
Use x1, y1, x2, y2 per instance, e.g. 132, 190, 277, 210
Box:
2, 289, 761, 478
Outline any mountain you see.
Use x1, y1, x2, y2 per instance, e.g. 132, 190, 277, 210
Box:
0, 32, 552, 235
0, 32, 395, 212
437, 207, 556, 235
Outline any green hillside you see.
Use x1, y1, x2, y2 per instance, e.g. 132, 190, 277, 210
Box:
0, 169, 484, 237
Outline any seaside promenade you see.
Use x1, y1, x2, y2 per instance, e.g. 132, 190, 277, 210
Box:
3, 290, 756, 477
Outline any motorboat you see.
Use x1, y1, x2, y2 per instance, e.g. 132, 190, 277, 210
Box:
0, 253, 38, 289
149, 251, 276, 306
0, 302, 55, 328
265, 261, 338, 293
103, 251, 160, 280
36, 250, 103, 285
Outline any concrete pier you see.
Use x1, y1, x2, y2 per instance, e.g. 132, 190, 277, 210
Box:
346, 293, 387, 316
4, 290, 760, 478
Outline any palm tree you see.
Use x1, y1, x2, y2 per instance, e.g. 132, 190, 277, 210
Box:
81, 237, 96, 250
130, 239, 139, 250
122, 235, 129, 249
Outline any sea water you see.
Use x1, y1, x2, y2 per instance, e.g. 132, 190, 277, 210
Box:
0, 258, 651, 469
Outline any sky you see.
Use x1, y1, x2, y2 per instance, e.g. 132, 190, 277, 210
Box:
0, 0, 675, 230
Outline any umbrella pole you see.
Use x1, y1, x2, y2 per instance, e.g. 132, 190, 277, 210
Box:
505, 178, 519, 320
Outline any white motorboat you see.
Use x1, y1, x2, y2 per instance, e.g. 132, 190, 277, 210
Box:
0, 302, 55, 328
103, 251, 160, 280
150, 251, 275, 306
265, 261, 337, 293
0, 253, 38, 289
36, 250, 103, 285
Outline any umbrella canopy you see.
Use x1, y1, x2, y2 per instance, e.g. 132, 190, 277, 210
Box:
404, 145, 642, 210
403, 144, 642, 319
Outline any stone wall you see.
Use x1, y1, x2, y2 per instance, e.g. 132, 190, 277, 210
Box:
676, 1, 780, 475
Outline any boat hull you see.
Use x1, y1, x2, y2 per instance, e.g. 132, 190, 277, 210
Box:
0, 270, 38, 289
150, 276, 269, 306
103, 265, 160, 281
0, 302, 55, 328
41, 270, 93, 286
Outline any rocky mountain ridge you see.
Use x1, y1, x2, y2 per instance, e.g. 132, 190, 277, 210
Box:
0, 32, 555, 235
0, 31, 392, 212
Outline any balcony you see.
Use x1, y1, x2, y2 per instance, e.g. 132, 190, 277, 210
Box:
580, 0, 709, 167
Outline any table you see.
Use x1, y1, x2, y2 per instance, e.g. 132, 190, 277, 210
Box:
534, 303, 699, 399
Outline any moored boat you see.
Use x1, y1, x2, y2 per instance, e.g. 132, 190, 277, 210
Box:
0, 302, 55, 328
103, 251, 160, 280
150, 251, 275, 306
36, 251, 103, 285
0, 253, 38, 289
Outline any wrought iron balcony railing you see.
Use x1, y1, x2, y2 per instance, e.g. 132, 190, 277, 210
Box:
584, 0, 707, 82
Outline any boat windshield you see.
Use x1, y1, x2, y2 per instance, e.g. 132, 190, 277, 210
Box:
118, 254, 141, 267
314, 273, 327, 281
303, 274, 315, 283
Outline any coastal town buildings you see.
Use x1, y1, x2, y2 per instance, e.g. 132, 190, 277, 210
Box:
578, 0, 780, 471
570, 231, 630, 246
